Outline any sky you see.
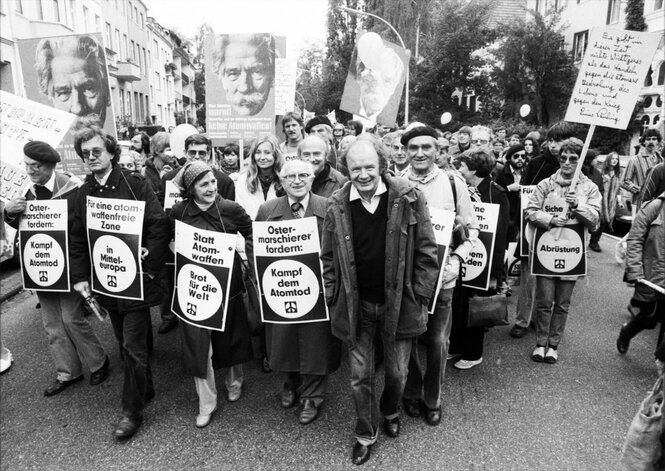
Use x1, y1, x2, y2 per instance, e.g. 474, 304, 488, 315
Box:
142, 0, 329, 54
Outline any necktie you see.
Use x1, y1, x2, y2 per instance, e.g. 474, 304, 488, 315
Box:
291, 202, 303, 219
35, 185, 52, 200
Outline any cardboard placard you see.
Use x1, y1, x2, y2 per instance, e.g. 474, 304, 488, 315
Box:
428, 207, 456, 313
19, 200, 70, 291
519, 185, 536, 257
163, 180, 183, 211
253, 217, 328, 324
462, 202, 499, 291
530, 223, 587, 277
171, 220, 235, 332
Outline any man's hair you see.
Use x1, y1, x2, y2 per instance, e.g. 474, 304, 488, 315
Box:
345, 133, 390, 173
134, 131, 150, 155
559, 137, 584, 156
383, 130, 404, 146
494, 126, 506, 133
150, 132, 170, 155
470, 125, 491, 139
35, 34, 108, 104
458, 148, 495, 178
508, 133, 521, 141
546, 121, 576, 142
296, 134, 328, 157
641, 128, 663, 144
492, 139, 505, 147
280, 160, 314, 179
74, 125, 120, 162
212, 33, 275, 79
185, 134, 211, 152
223, 143, 239, 156
282, 111, 303, 131
458, 126, 472, 136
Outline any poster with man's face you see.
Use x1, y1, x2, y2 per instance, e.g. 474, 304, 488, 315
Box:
340, 33, 410, 127
205, 33, 276, 141
18, 33, 116, 176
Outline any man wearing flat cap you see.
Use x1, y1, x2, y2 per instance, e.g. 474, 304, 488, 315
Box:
4, 141, 109, 397
400, 124, 479, 426
305, 116, 339, 170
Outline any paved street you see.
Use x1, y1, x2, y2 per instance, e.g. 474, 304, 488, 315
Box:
0, 233, 660, 471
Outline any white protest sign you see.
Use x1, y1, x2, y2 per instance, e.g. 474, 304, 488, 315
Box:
275, 57, 297, 115
530, 223, 587, 277
164, 179, 183, 211
462, 202, 499, 291
19, 199, 69, 291
564, 28, 661, 129
86, 197, 145, 300
253, 217, 328, 324
519, 185, 536, 257
428, 207, 456, 314
172, 220, 236, 332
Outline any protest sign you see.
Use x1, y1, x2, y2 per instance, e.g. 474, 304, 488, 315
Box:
565, 28, 661, 130
530, 223, 586, 277
428, 207, 456, 314
340, 33, 410, 126
0, 163, 31, 204
204, 33, 276, 141
19, 200, 69, 291
462, 202, 499, 291
171, 220, 235, 332
274, 36, 297, 116
164, 180, 183, 211
86, 197, 145, 300
519, 185, 536, 257
253, 217, 328, 324
18, 33, 116, 178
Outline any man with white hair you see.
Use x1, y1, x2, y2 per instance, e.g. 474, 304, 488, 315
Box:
255, 160, 341, 425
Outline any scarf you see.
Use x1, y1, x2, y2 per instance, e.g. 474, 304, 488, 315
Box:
258, 173, 274, 199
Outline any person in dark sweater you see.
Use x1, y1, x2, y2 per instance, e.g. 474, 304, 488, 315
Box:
521, 121, 576, 186
321, 134, 438, 466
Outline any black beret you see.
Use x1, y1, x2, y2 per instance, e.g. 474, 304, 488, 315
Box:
400, 125, 439, 147
23, 141, 60, 164
504, 144, 526, 160
305, 116, 333, 134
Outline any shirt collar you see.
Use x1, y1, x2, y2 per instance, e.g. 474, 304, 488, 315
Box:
288, 192, 311, 212
32, 171, 56, 195
349, 177, 387, 202
94, 167, 114, 185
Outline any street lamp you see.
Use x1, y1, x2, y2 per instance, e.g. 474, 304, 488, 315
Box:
337, 6, 409, 125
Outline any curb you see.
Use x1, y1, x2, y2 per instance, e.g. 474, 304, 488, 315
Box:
0, 286, 23, 304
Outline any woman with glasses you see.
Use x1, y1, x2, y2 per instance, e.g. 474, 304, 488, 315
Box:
524, 138, 601, 364
169, 161, 254, 428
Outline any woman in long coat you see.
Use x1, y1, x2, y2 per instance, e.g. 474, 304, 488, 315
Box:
170, 161, 253, 428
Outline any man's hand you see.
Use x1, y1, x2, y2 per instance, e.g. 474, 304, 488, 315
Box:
73, 281, 90, 297
507, 182, 520, 192
141, 247, 149, 260
5, 197, 27, 216
442, 256, 461, 285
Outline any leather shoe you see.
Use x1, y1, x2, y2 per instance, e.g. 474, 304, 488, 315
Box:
227, 385, 242, 403
617, 324, 631, 354
589, 242, 602, 252
157, 318, 178, 334
281, 388, 296, 408
196, 406, 217, 428
44, 375, 83, 397
113, 415, 142, 439
298, 399, 319, 425
425, 407, 442, 426
90, 356, 110, 385
403, 398, 421, 417
382, 417, 400, 438
509, 324, 528, 338
352, 442, 371, 466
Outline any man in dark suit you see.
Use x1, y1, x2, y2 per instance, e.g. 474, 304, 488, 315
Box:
255, 160, 341, 426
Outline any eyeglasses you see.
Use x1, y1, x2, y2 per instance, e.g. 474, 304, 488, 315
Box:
645, 137, 659, 142
187, 150, 208, 158
82, 148, 104, 159
283, 173, 312, 182
24, 162, 44, 171
471, 139, 489, 145
558, 155, 579, 164
511, 153, 526, 160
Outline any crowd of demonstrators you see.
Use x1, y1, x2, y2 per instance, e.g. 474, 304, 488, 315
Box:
5, 109, 665, 466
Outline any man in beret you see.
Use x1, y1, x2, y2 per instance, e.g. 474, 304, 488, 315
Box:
400, 125, 479, 426
4, 141, 109, 397
305, 116, 339, 170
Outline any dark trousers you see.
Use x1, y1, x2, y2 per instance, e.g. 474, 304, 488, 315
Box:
449, 326, 485, 361
623, 299, 665, 349
284, 372, 327, 408
108, 308, 154, 419
160, 263, 176, 323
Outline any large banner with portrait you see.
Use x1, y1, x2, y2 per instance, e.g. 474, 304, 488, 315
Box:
461, 202, 499, 291
0, 91, 76, 202
18, 199, 70, 292
340, 32, 410, 126
253, 218, 328, 324
204, 33, 276, 141
172, 220, 235, 332
428, 207, 456, 314
17, 33, 116, 177
86, 197, 144, 300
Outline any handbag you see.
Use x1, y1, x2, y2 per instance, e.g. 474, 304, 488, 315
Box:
467, 293, 509, 328
239, 257, 263, 336
622, 375, 664, 471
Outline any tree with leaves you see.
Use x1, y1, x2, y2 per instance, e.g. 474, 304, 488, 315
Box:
625, 0, 647, 31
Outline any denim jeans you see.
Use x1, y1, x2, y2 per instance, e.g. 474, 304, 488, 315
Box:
533, 277, 576, 348
515, 257, 535, 328
108, 308, 154, 419
38, 291, 106, 381
349, 300, 412, 446
404, 288, 453, 410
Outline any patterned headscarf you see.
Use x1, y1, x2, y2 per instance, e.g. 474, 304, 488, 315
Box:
172, 160, 212, 191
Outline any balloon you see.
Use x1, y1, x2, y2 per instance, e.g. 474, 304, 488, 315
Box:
170, 124, 198, 159
440, 112, 452, 125
519, 104, 531, 118
357, 32, 385, 71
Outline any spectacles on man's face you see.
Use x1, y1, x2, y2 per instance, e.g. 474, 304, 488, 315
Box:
187, 150, 208, 159
24, 162, 44, 171
512, 152, 526, 160
82, 148, 104, 159
558, 155, 579, 164
283, 173, 312, 182
645, 137, 659, 142
472, 139, 489, 145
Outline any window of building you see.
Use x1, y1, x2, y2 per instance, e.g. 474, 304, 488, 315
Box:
82, 5, 89, 31
105, 23, 112, 48
37, 0, 44, 20
155, 71, 161, 90
143, 48, 147, 76
573, 30, 589, 62
115, 29, 121, 54
644, 96, 654, 108
130, 40, 136, 62
134, 6, 138, 22
128, 1, 133, 19
15, 0, 23, 14
645, 66, 653, 86
655, 0, 663, 10
53, 0, 60, 22
658, 62, 665, 86
148, 50, 152, 71
140, 13, 144, 29
123, 34, 129, 60
607, 0, 621, 24
95, 14, 100, 32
